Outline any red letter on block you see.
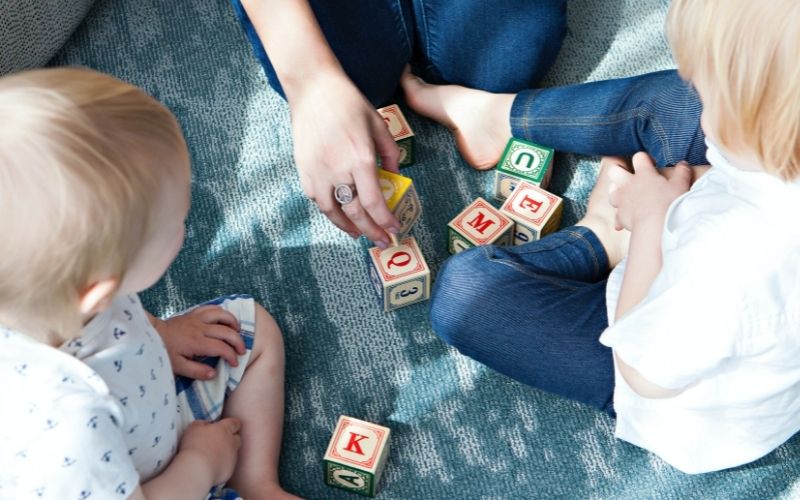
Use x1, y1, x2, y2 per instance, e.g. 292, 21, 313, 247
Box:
519, 194, 543, 214
344, 433, 369, 455
467, 212, 495, 234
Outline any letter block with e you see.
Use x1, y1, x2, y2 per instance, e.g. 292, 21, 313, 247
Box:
378, 104, 415, 167
378, 169, 421, 239
493, 137, 554, 201
447, 197, 514, 254
500, 181, 563, 245
323, 416, 392, 497
367, 236, 431, 312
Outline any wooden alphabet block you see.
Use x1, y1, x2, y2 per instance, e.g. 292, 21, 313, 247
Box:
493, 138, 554, 201
367, 236, 430, 312
378, 169, 421, 239
378, 104, 415, 167
500, 181, 563, 245
323, 416, 391, 497
447, 198, 514, 254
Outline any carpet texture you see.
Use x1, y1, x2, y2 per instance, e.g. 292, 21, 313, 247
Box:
48, 0, 800, 498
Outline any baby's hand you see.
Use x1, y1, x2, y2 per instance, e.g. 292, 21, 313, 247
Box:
608, 152, 692, 232
179, 418, 242, 486
157, 305, 245, 379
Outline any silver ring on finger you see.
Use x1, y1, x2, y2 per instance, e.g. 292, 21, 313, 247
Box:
334, 183, 357, 205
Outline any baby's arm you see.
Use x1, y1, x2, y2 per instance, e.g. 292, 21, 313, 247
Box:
128, 418, 242, 500
608, 153, 693, 398
146, 307, 245, 379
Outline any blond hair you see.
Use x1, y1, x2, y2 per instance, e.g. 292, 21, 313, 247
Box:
667, 0, 800, 180
0, 67, 187, 342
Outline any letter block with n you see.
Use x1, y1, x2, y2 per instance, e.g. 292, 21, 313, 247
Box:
500, 181, 563, 245
323, 416, 392, 497
447, 198, 514, 254
378, 104, 416, 167
367, 236, 431, 312
493, 137, 554, 201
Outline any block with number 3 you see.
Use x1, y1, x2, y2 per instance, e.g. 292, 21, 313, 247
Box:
500, 181, 563, 245
378, 104, 415, 167
323, 416, 391, 497
493, 137, 554, 201
367, 236, 430, 312
447, 198, 514, 254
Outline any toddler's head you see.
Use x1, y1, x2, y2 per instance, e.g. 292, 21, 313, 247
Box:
0, 68, 190, 344
667, 0, 800, 180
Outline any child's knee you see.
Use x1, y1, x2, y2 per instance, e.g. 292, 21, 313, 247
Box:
251, 303, 285, 364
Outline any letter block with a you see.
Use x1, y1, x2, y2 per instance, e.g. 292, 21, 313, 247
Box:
493, 137, 554, 201
447, 197, 514, 254
367, 236, 431, 312
323, 415, 392, 497
500, 181, 563, 245
378, 104, 415, 167
378, 169, 421, 239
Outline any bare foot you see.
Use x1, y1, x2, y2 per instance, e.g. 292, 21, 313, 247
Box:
400, 67, 515, 170
576, 157, 631, 268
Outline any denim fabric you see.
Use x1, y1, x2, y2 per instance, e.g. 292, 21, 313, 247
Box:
512, 69, 707, 166
429, 226, 615, 414
229, 0, 567, 105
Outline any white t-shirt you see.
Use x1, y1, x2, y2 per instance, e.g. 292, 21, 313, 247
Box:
600, 142, 800, 473
0, 294, 179, 499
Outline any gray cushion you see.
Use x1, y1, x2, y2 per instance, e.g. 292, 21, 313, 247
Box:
0, 0, 94, 75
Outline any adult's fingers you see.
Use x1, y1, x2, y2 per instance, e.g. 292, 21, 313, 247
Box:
314, 177, 360, 236
351, 162, 400, 233
669, 161, 693, 190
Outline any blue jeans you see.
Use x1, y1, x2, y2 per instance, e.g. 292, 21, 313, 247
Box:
429, 226, 615, 414
230, 0, 568, 105
512, 69, 707, 166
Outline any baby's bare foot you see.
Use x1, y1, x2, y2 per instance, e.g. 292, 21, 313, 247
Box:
576, 157, 631, 268
400, 67, 514, 170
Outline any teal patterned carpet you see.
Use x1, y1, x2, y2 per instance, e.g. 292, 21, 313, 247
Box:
50, 0, 800, 498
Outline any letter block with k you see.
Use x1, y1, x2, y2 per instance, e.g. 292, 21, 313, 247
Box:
493, 137, 554, 201
447, 197, 514, 254
367, 236, 431, 312
500, 181, 563, 245
323, 416, 392, 497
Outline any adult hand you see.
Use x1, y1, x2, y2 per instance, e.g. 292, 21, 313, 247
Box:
288, 69, 402, 247
154, 305, 245, 380
178, 418, 242, 486
607, 152, 692, 232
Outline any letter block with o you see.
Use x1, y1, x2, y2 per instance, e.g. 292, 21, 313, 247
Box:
500, 181, 563, 245
367, 236, 431, 312
323, 416, 392, 497
493, 137, 554, 201
378, 104, 415, 167
447, 197, 514, 254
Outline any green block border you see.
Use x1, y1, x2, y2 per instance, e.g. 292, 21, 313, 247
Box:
324, 460, 375, 497
497, 138, 553, 184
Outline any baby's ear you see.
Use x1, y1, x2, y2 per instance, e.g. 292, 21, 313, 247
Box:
78, 278, 120, 316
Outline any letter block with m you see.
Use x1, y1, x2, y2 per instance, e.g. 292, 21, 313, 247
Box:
323, 416, 392, 497
447, 197, 514, 254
